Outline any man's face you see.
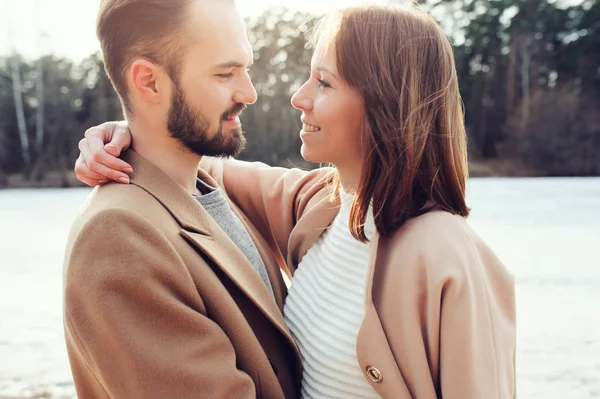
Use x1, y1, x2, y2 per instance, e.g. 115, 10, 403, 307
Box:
167, 77, 248, 158
168, 0, 257, 158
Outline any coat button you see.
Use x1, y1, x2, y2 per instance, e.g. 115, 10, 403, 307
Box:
366, 366, 383, 383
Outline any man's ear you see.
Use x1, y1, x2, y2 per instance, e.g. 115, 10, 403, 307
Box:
128, 59, 164, 105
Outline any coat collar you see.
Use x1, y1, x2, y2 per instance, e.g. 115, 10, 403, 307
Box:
123, 150, 299, 361
288, 185, 342, 269
123, 150, 211, 235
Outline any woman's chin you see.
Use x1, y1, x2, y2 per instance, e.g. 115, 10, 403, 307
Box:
300, 145, 324, 164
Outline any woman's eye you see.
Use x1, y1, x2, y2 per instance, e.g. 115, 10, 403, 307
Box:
217, 73, 234, 78
317, 78, 331, 89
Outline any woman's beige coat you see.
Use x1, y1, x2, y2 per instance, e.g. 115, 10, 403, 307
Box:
201, 157, 517, 399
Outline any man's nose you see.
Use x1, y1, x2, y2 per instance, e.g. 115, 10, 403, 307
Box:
234, 74, 257, 105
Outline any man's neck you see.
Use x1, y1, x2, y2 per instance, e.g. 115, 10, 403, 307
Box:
129, 121, 201, 195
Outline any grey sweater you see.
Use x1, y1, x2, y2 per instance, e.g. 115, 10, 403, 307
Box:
193, 179, 274, 297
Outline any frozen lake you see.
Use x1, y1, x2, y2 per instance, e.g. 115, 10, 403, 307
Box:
1, 177, 599, 398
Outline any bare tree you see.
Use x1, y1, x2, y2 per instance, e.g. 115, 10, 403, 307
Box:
519, 35, 533, 133
506, 38, 517, 120
9, 54, 31, 174
7, 4, 32, 176
34, 4, 49, 152
35, 54, 44, 150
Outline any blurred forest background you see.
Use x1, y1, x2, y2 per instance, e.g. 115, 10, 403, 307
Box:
0, 0, 599, 188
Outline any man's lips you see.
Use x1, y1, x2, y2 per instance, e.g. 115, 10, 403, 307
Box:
224, 105, 246, 120
223, 111, 243, 125
225, 111, 242, 120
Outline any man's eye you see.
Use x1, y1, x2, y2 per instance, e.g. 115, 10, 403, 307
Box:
217, 73, 234, 78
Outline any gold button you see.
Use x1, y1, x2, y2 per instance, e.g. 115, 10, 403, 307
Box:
366, 366, 383, 383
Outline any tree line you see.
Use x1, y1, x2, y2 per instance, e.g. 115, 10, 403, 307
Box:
0, 1, 598, 188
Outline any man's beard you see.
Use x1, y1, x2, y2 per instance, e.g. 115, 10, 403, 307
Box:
167, 80, 246, 158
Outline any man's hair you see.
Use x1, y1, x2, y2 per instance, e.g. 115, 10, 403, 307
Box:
313, 5, 470, 241
96, 0, 193, 115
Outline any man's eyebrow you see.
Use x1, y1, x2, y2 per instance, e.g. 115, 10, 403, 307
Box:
215, 59, 254, 69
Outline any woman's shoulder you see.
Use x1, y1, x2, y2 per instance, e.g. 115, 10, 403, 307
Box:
383, 210, 510, 281
389, 210, 472, 246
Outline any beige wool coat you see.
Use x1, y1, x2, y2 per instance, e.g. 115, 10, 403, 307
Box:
200, 156, 517, 399
63, 150, 302, 399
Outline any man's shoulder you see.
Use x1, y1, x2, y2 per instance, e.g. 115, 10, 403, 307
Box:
63, 183, 184, 285
65, 182, 180, 261
73, 182, 168, 229
88, 181, 158, 211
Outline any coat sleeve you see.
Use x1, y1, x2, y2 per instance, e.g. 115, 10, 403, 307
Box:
63, 208, 256, 399
376, 214, 516, 399
199, 157, 332, 260
436, 242, 516, 399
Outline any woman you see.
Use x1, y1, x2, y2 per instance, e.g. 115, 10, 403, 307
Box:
75, 5, 516, 398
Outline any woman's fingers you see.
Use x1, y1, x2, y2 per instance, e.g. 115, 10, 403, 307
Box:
78, 176, 109, 187
78, 139, 130, 184
74, 154, 109, 186
83, 127, 133, 174
103, 123, 132, 161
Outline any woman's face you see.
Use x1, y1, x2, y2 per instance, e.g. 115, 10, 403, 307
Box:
291, 38, 365, 171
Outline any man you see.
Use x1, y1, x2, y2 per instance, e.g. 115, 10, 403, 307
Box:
64, 1, 302, 397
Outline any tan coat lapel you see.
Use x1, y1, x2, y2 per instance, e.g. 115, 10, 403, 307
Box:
287, 187, 341, 270
124, 151, 296, 353
224, 196, 288, 311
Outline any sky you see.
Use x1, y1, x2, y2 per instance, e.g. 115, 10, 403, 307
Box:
0, 0, 392, 61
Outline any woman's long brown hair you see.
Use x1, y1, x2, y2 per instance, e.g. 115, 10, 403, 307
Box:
313, 5, 470, 242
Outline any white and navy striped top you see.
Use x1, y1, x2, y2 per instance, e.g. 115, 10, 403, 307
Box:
283, 191, 382, 399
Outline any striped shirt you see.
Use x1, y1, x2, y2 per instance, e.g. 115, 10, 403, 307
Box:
283, 191, 381, 399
